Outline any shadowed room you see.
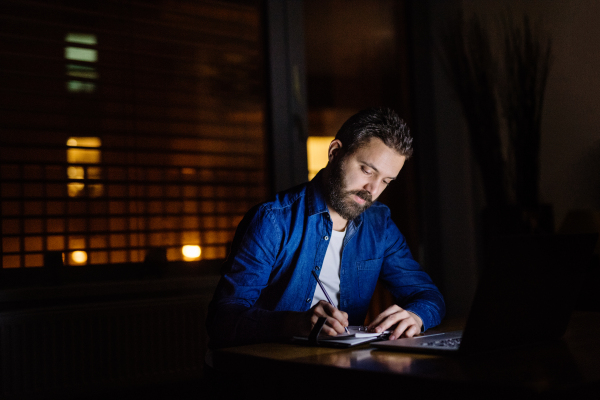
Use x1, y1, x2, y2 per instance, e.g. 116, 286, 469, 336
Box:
1, 0, 599, 398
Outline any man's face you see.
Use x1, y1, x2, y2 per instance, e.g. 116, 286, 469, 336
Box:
325, 137, 406, 221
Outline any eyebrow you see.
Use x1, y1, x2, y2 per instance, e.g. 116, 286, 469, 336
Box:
360, 161, 398, 181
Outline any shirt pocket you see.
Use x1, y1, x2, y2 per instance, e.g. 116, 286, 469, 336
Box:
356, 258, 382, 299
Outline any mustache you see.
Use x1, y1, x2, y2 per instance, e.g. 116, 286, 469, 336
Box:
348, 190, 372, 203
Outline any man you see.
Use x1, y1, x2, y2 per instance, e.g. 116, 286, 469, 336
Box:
206, 107, 445, 348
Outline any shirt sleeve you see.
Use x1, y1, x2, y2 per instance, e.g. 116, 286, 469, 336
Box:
206, 204, 292, 348
378, 215, 446, 332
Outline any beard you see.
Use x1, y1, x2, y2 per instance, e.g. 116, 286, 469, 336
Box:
325, 156, 374, 221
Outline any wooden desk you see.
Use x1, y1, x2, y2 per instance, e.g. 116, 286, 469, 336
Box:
208, 311, 600, 399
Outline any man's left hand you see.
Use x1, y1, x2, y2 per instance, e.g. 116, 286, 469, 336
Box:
367, 305, 423, 340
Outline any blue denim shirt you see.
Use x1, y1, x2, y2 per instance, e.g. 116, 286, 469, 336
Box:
207, 172, 445, 348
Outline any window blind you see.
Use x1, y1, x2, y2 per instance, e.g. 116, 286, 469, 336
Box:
0, 0, 268, 268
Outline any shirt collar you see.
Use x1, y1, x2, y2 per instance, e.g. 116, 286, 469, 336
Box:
307, 170, 329, 217
307, 170, 364, 229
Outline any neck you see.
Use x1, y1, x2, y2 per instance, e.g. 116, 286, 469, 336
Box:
329, 208, 348, 232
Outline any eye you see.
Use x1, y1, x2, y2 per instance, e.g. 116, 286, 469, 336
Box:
362, 166, 372, 175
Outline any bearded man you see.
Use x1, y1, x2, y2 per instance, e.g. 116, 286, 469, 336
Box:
206, 107, 445, 349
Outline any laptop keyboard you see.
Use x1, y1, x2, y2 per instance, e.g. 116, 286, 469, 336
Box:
419, 338, 461, 348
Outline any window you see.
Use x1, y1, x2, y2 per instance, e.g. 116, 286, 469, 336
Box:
0, 0, 267, 269
65, 33, 99, 93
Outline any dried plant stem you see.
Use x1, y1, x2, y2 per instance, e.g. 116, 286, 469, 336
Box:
501, 15, 551, 207
440, 13, 508, 208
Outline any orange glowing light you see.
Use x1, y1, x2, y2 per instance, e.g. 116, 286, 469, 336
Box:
71, 250, 88, 264
182, 245, 201, 260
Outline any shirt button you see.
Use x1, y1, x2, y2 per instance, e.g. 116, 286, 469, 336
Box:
306, 298, 311, 303
315, 266, 320, 271
324, 236, 329, 241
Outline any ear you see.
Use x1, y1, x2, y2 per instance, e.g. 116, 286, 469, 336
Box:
328, 139, 343, 163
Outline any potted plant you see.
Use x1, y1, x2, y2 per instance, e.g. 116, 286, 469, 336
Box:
440, 11, 552, 237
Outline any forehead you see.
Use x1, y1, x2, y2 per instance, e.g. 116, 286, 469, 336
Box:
346, 137, 406, 177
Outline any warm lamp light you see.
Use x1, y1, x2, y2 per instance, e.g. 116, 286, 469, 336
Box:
182, 245, 201, 260
71, 250, 87, 264
307, 136, 334, 180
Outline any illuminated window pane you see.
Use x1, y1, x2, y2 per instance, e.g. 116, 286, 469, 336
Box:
89, 202, 108, 214
90, 218, 108, 231
88, 184, 103, 197
67, 80, 95, 93
149, 201, 162, 214
129, 251, 142, 263
3, 255, 21, 269
150, 233, 162, 247
68, 218, 86, 232
65, 33, 97, 45
88, 167, 101, 179
90, 235, 107, 249
2, 183, 20, 197
149, 217, 163, 230
183, 217, 199, 229
108, 185, 126, 197
47, 219, 66, 233
129, 233, 144, 247
3, 237, 20, 253
182, 231, 199, 243
66, 64, 99, 79
3, 201, 22, 216
110, 234, 126, 247
65, 33, 98, 93
183, 200, 198, 213
69, 237, 85, 250
163, 232, 177, 246
65, 47, 98, 62
67, 137, 102, 198
47, 184, 66, 197
24, 201, 43, 215
109, 201, 126, 214
24, 237, 43, 252
166, 248, 179, 261
109, 218, 126, 231
47, 236, 65, 251
25, 254, 43, 268
90, 251, 108, 264
110, 251, 126, 263
24, 219, 43, 233
68, 201, 86, 214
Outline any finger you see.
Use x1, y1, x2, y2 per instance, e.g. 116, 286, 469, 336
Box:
312, 316, 347, 336
312, 302, 348, 334
390, 317, 413, 340
407, 311, 423, 331
371, 308, 412, 334
403, 324, 420, 338
318, 301, 349, 328
367, 305, 402, 331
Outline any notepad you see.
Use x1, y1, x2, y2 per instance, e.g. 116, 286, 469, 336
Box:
292, 326, 390, 347
328, 326, 390, 338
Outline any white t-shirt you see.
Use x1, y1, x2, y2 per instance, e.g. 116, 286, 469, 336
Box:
311, 228, 346, 308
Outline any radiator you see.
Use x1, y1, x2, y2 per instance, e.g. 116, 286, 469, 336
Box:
0, 295, 209, 399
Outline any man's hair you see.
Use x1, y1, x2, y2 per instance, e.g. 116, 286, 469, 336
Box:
335, 107, 413, 158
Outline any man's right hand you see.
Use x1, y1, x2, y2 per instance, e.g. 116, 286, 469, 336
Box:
284, 300, 349, 338
304, 300, 349, 336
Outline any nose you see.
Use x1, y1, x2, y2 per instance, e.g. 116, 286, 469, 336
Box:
364, 178, 380, 198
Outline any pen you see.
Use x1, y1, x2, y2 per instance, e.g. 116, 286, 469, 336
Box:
311, 270, 350, 334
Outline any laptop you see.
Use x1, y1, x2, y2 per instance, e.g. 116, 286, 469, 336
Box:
372, 233, 599, 355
